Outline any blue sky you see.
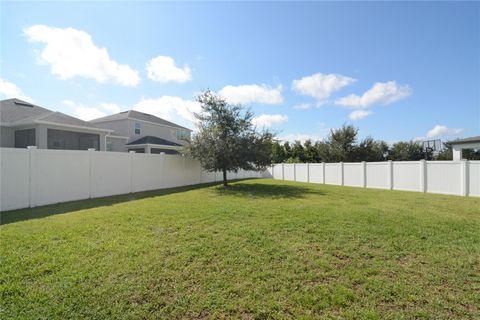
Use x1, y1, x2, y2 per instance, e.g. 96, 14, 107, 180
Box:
1, 1, 479, 143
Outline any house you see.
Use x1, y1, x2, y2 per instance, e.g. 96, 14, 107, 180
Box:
89, 110, 192, 154
0, 99, 112, 151
448, 136, 480, 160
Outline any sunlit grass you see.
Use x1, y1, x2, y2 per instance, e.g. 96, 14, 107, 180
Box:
1, 179, 479, 319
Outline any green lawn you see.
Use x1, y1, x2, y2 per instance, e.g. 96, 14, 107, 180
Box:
1, 179, 479, 319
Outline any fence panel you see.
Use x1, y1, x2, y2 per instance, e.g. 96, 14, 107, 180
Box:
426, 161, 462, 195
295, 164, 308, 182
131, 153, 163, 192
366, 162, 389, 189
392, 161, 421, 192
309, 163, 324, 183
343, 163, 363, 187
283, 164, 295, 181
91, 151, 131, 198
0, 148, 30, 211
325, 163, 341, 185
273, 164, 283, 179
469, 161, 480, 197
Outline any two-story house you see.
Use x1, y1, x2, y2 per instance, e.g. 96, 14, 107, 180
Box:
90, 110, 192, 154
0, 98, 112, 151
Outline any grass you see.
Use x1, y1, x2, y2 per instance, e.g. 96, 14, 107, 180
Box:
1, 179, 479, 319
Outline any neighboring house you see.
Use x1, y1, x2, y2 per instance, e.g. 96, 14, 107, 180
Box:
89, 110, 191, 154
0, 99, 112, 151
448, 136, 480, 160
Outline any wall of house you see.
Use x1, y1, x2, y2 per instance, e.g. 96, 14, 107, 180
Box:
0, 126, 15, 147
92, 119, 191, 146
267, 160, 479, 197
0, 148, 262, 211
93, 119, 131, 138
106, 136, 127, 152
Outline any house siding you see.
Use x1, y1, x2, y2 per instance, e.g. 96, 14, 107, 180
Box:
93, 118, 191, 147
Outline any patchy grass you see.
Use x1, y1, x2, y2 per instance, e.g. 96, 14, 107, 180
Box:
1, 179, 479, 319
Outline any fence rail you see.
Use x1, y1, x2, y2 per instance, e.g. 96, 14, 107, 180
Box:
0, 147, 263, 211
266, 160, 480, 197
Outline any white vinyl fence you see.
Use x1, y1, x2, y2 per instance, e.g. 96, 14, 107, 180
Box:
266, 160, 480, 197
0, 148, 263, 211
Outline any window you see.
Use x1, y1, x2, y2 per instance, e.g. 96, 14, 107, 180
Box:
14, 128, 36, 148
106, 141, 113, 151
176, 129, 189, 140
134, 122, 141, 135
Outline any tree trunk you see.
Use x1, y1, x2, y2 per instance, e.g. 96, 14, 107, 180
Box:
222, 168, 228, 187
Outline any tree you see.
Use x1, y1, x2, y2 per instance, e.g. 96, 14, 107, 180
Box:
355, 137, 389, 162
291, 140, 305, 161
271, 141, 286, 163
303, 139, 320, 162
189, 91, 273, 187
324, 124, 358, 162
435, 143, 452, 160
388, 141, 425, 161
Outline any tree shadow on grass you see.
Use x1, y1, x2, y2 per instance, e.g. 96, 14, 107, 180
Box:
0, 180, 257, 226
213, 182, 326, 199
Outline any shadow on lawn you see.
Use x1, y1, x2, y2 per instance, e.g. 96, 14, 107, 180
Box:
0, 179, 257, 226
214, 182, 326, 199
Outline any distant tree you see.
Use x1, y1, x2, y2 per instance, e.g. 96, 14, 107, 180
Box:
190, 91, 273, 187
315, 141, 330, 162
291, 140, 305, 162
283, 141, 292, 159
324, 124, 358, 162
271, 141, 286, 163
285, 157, 302, 163
355, 137, 389, 162
303, 139, 320, 162
388, 141, 425, 161
435, 143, 453, 160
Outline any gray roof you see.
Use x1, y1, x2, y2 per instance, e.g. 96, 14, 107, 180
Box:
90, 110, 191, 131
0, 98, 108, 131
448, 136, 480, 145
126, 135, 183, 146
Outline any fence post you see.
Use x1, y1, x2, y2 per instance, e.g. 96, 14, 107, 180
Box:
419, 159, 426, 192
307, 163, 310, 183
362, 161, 367, 188
129, 150, 135, 193
340, 162, 344, 186
387, 160, 393, 190
293, 163, 296, 181
281, 163, 285, 180
88, 148, 96, 198
322, 162, 326, 184
461, 160, 469, 196
27, 146, 37, 208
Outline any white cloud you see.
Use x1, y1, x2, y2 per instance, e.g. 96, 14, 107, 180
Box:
278, 133, 324, 143
426, 125, 463, 138
252, 114, 288, 128
146, 56, 191, 83
293, 103, 311, 110
0, 78, 34, 102
61, 100, 122, 121
24, 25, 140, 86
218, 84, 283, 105
291, 73, 356, 103
349, 110, 372, 121
335, 81, 411, 108
134, 96, 201, 128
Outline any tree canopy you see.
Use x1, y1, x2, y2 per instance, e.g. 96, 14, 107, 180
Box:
189, 91, 273, 186
270, 124, 444, 163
